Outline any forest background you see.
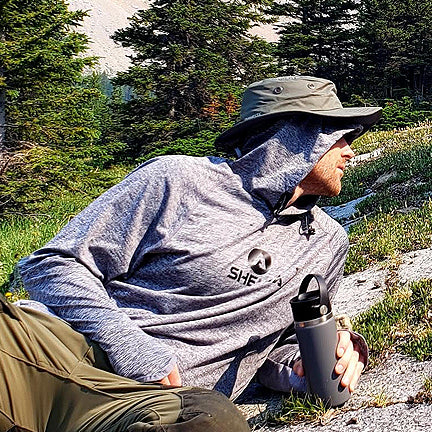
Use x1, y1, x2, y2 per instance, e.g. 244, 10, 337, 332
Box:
1, 0, 432, 290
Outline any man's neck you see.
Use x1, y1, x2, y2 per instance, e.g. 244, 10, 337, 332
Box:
287, 185, 307, 206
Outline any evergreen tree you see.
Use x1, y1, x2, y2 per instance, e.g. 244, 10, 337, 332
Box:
357, 0, 432, 100
112, 0, 276, 159
274, 0, 358, 100
0, 0, 123, 215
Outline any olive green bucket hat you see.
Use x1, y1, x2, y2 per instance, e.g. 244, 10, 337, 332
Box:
216, 76, 382, 148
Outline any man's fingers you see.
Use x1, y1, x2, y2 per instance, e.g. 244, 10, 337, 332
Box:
293, 358, 305, 377
168, 365, 182, 386
159, 365, 182, 386
335, 340, 354, 375
349, 361, 365, 392
341, 349, 359, 388
336, 330, 351, 357
159, 376, 170, 385
335, 331, 366, 391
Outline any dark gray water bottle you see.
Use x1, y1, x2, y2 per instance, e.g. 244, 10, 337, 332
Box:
290, 274, 350, 407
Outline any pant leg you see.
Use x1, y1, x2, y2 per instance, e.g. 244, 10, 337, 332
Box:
0, 296, 249, 432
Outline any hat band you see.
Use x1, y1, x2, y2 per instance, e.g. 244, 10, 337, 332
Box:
241, 94, 343, 121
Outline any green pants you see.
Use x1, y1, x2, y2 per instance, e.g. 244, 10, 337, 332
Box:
0, 297, 250, 432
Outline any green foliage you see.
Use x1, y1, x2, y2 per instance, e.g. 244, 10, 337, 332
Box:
413, 376, 432, 404
273, 0, 358, 100
353, 279, 432, 367
111, 0, 276, 159
272, 0, 432, 114
1, 143, 126, 214
267, 391, 330, 426
0, 216, 67, 294
380, 98, 432, 130
319, 124, 432, 274
141, 129, 223, 161
0, 1, 125, 215
356, 0, 432, 100
350, 129, 391, 155
325, 124, 432, 207
345, 201, 432, 274
0, 164, 130, 293
0, 0, 92, 89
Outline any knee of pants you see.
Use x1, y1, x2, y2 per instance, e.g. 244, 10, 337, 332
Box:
127, 389, 250, 432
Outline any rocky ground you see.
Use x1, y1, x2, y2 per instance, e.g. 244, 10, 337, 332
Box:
69, 0, 150, 74
237, 193, 432, 431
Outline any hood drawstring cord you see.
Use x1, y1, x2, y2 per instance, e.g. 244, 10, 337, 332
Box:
273, 192, 292, 218
300, 211, 316, 236
264, 194, 316, 236
260, 192, 291, 231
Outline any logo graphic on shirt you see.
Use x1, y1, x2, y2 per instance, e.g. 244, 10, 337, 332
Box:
248, 248, 272, 275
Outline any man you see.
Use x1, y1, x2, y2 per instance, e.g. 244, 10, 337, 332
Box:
2, 76, 381, 431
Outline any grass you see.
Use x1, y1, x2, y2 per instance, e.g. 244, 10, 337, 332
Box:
268, 125, 432, 425
0, 217, 64, 293
266, 391, 331, 426
318, 122, 432, 274
269, 281, 432, 426
369, 388, 392, 407
424, 376, 432, 394
3, 123, 431, 287
410, 376, 432, 404
353, 279, 432, 368
0, 165, 130, 293
345, 200, 432, 274
351, 120, 432, 155
419, 376, 432, 403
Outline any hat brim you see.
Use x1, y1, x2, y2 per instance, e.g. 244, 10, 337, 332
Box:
215, 106, 382, 149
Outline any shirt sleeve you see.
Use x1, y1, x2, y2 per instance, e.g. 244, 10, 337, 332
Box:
256, 330, 307, 393
18, 158, 192, 382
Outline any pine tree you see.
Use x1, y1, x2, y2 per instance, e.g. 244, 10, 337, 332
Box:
357, 0, 432, 100
112, 0, 276, 159
274, 0, 358, 100
0, 0, 122, 215
0, 0, 95, 147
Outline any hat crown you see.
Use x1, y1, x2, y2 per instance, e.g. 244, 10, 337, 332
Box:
215, 75, 382, 148
241, 76, 343, 122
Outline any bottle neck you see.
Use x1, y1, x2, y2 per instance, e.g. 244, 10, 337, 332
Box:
294, 311, 334, 328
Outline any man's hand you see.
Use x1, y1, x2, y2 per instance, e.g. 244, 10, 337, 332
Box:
292, 330, 365, 392
334, 330, 365, 391
159, 364, 182, 387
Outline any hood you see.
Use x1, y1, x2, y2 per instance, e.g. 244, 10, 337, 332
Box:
228, 116, 361, 209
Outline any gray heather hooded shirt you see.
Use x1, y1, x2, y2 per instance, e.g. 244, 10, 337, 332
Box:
18, 118, 356, 400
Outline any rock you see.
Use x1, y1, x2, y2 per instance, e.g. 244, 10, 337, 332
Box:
242, 354, 432, 431
372, 171, 398, 189
398, 248, 432, 284
332, 266, 387, 317
346, 417, 358, 425
283, 404, 432, 432
322, 193, 374, 228
396, 206, 420, 214
67, 0, 281, 73
333, 248, 432, 319
347, 354, 432, 409
349, 149, 384, 166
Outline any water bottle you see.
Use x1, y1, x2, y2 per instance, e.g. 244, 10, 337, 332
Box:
290, 274, 351, 407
